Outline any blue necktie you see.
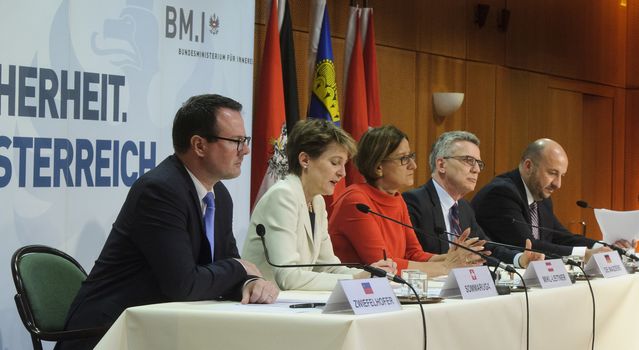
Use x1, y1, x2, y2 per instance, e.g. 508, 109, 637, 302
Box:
203, 192, 215, 261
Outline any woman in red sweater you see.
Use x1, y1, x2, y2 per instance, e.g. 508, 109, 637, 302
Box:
329, 125, 482, 276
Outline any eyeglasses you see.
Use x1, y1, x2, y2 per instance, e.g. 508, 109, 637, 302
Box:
443, 155, 485, 171
383, 152, 416, 166
203, 135, 252, 151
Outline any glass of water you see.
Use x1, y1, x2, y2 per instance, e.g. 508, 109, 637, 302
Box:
400, 269, 428, 296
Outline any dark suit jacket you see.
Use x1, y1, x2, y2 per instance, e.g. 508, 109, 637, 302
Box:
57, 155, 249, 350
403, 179, 519, 264
471, 169, 596, 257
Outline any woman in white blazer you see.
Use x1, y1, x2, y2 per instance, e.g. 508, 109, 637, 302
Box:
242, 119, 394, 291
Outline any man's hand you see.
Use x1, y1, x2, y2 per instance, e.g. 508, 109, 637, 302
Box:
613, 239, 634, 249
584, 246, 612, 263
449, 228, 487, 265
518, 239, 544, 268
234, 258, 263, 277
241, 279, 279, 304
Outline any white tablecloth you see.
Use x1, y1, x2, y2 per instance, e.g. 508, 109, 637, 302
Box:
95, 274, 639, 350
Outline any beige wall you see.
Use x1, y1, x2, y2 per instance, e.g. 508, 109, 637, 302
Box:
254, 0, 639, 240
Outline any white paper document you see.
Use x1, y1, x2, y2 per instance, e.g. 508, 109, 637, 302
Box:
594, 209, 639, 243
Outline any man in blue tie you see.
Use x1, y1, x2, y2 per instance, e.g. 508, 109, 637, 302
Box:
57, 94, 279, 350
403, 131, 543, 268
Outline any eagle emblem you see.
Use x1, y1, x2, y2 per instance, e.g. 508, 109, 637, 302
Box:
209, 14, 220, 35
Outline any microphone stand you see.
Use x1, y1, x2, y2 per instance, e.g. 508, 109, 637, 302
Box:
444, 227, 583, 267
355, 204, 516, 273
255, 224, 429, 350
256, 224, 405, 283
510, 217, 596, 350
355, 204, 531, 349
511, 218, 639, 262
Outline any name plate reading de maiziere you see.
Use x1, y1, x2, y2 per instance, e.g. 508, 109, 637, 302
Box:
439, 266, 498, 299
584, 251, 627, 278
521, 259, 571, 289
322, 278, 401, 315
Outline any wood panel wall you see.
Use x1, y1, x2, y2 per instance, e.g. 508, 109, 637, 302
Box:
254, 0, 639, 240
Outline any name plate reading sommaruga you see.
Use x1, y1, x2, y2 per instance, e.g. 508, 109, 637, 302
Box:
439, 266, 498, 299
584, 251, 627, 278
322, 278, 401, 315
521, 259, 571, 289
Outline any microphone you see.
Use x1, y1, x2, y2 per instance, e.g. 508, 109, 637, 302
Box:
511, 217, 639, 262
576, 200, 594, 209
441, 227, 550, 257
575, 200, 590, 236
442, 226, 579, 266
255, 224, 407, 284
355, 204, 517, 273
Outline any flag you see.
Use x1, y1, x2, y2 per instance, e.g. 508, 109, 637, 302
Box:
307, 1, 344, 211
343, 5, 359, 93
545, 261, 554, 272
308, 4, 340, 125
363, 7, 381, 127
362, 282, 374, 295
307, 0, 326, 92
279, 0, 300, 132
251, 0, 286, 208
344, 6, 381, 129
342, 8, 367, 185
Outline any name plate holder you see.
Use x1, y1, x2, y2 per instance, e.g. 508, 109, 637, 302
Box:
322, 278, 401, 315
584, 251, 627, 278
521, 259, 571, 289
439, 266, 498, 299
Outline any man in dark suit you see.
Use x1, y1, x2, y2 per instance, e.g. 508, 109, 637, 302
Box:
471, 138, 610, 259
404, 131, 543, 268
57, 94, 279, 350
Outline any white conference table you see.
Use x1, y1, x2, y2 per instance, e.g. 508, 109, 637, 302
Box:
95, 274, 639, 350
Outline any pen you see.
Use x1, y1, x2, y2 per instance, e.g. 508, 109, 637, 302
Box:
289, 303, 326, 309
383, 249, 387, 261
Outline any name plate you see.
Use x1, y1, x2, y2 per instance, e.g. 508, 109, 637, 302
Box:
584, 251, 627, 278
439, 266, 498, 299
322, 278, 401, 315
522, 259, 571, 289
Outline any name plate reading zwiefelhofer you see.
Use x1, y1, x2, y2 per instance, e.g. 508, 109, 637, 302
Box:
322, 278, 401, 315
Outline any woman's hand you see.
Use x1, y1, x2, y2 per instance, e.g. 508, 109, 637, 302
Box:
354, 258, 397, 279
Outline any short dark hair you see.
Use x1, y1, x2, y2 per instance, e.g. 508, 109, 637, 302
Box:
286, 119, 356, 176
172, 94, 242, 153
355, 125, 408, 184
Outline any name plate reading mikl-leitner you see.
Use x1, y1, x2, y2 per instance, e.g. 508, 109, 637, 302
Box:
522, 259, 571, 289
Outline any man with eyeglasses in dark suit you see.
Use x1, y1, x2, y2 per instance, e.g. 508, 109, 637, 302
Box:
57, 94, 279, 350
403, 131, 543, 269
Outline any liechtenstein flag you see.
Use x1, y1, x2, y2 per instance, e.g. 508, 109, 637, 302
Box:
362, 282, 374, 295
308, 5, 340, 126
